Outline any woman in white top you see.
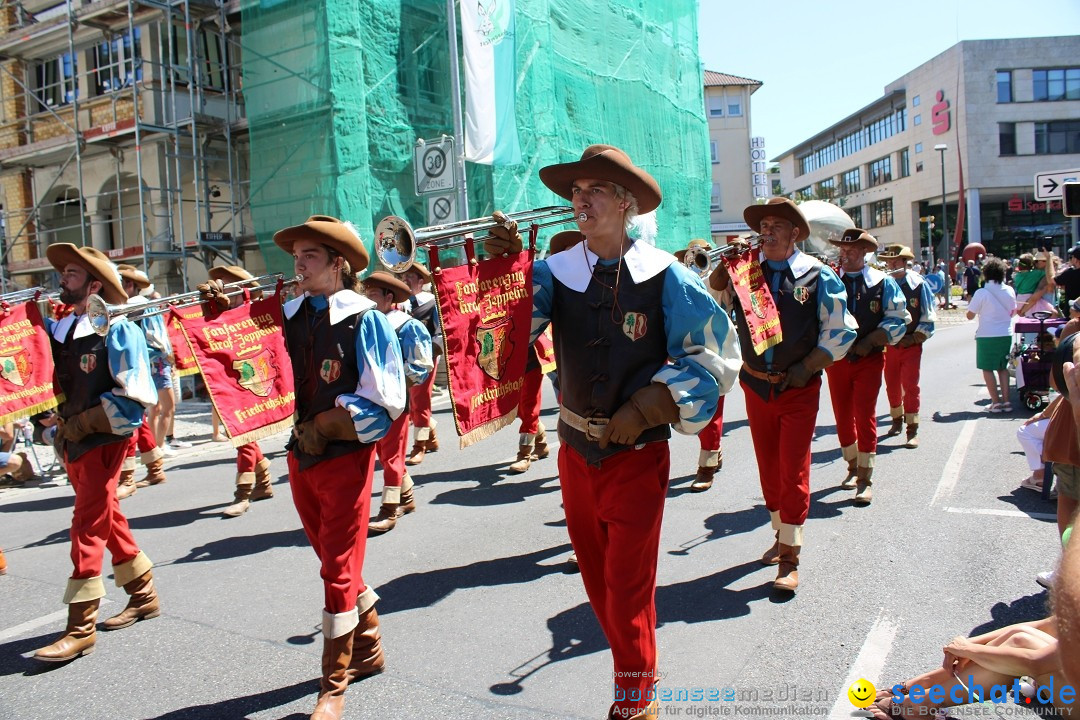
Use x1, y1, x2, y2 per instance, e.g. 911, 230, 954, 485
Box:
966, 258, 1017, 412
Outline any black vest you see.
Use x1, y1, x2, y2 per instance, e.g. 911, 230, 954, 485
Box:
897, 276, 922, 337
284, 299, 369, 470
842, 270, 887, 350
51, 319, 128, 461
736, 260, 822, 401
408, 295, 439, 338
552, 260, 670, 466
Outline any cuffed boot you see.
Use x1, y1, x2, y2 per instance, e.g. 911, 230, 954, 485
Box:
690, 449, 722, 492
509, 434, 535, 474
116, 458, 138, 500
904, 413, 919, 449
102, 555, 159, 631
886, 407, 904, 436
135, 454, 167, 488
773, 544, 801, 592
406, 425, 436, 466
223, 474, 254, 518
425, 426, 439, 453
398, 475, 417, 515
250, 458, 274, 501
534, 424, 550, 459
34, 598, 99, 662
347, 603, 385, 681
839, 443, 858, 489
854, 466, 874, 505
761, 511, 782, 565
311, 611, 356, 720
368, 487, 402, 534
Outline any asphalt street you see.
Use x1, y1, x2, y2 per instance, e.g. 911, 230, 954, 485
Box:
0, 310, 1065, 720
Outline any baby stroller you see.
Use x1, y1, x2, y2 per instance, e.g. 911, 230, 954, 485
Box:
1012, 312, 1067, 410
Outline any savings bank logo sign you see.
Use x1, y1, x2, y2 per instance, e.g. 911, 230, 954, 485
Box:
932, 90, 951, 135
477, 0, 512, 47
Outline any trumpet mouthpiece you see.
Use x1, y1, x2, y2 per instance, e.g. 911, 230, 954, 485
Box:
577, 213, 588, 223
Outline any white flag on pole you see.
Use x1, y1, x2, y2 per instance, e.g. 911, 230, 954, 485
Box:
461, 0, 521, 166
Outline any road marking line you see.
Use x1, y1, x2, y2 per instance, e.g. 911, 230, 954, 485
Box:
1, 601, 111, 645
829, 609, 898, 720
930, 419, 977, 507
944, 506, 1057, 521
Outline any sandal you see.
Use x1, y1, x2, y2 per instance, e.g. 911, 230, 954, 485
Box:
988, 403, 1004, 413
1020, 476, 1044, 493
1002, 402, 1014, 412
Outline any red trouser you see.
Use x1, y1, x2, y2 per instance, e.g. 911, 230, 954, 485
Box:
408, 364, 436, 429
517, 367, 544, 435
236, 442, 264, 473
375, 411, 409, 488
884, 343, 922, 415
288, 448, 376, 613
559, 442, 668, 714
697, 396, 725, 451
743, 378, 820, 526
66, 441, 141, 579
125, 420, 158, 458
825, 352, 886, 454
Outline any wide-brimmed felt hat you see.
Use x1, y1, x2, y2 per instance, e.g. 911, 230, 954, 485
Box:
46, 244, 127, 305
829, 228, 879, 252
548, 230, 584, 255
1035, 251, 1053, 263
674, 238, 711, 263
116, 264, 151, 290
878, 244, 915, 261
539, 144, 662, 215
399, 261, 431, 284
364, 271, 411, 304
743, 198, 811, 242
208, 265, 257, 286
273, 215, 369, 274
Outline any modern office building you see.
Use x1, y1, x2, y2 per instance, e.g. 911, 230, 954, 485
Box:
773, 36, 1080, 261
704, 70, 762, 243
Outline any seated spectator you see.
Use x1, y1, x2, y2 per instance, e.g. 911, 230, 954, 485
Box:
1017, 398, 1055, 493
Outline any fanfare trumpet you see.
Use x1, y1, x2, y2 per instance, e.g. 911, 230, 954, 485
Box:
682, 235, 765, 278
85, 274, 303, 337
0, 287, 59, 304
375, 206, 587, 273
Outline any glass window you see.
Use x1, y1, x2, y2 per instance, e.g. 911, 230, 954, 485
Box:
172, 22, 227, 89
912, 95, 920, 107
1035, 121, 1080, 154
870, 198, 894, 228
727, 100, 742, 116
913, 114, 922, 126
869, 156, 892, 187
899, 148, 910, 178
849, 206, 863, 228
1034, 68, 1080, 102
793, 107, 906, 174
34, 53, 77, 110
708, 95, 724, 118
795, 187, 813, 202
711, 183, 721, 210
997, 70, 1012, 103
915, 142, 923, 153
999, 122, 1016, 156
710, 140, 719, 164
841, 168, 861, 195
94, 28, 142, 94
818, 177, 836, 199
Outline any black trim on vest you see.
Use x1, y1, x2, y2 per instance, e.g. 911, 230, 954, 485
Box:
843, 271, 887, 352
51, 324, 127, 461
897, 278, 922, 337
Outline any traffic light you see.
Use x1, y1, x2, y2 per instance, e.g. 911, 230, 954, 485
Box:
1065, 182, 1080, 218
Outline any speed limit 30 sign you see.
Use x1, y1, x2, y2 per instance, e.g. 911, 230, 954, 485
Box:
415, 138, 456, 195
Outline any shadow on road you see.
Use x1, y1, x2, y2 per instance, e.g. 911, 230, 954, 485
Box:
140, 678, 315, 719
996, 488, 1059, 522
167, 528, 309, 565
429, 474, 560, 507
0, 495, 73, 514
967, 592, 1051, 637
128, 503, 232, 531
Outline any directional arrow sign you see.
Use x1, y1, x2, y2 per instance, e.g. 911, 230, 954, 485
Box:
1035, 168, 1080, 201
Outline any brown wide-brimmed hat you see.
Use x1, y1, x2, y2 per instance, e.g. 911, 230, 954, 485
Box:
364, 271, 411, 304
673, 238, 711, 263
743, 198, 811, 242
116, 264, 151, 290
399, 261, 431, 284
273, 215, 369, 274
46, 244, 127, 305
829, 228, 879, 252
539, 144, 662, 215
878, 244, 915, 261
548, 230, 584, 255
208, 265, 257, 286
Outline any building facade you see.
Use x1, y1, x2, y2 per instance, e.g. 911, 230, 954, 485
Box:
704, 70, 761, 243
773, 36, 1080, 262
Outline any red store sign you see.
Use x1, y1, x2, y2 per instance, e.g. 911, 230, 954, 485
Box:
1008, 194, 1063, 213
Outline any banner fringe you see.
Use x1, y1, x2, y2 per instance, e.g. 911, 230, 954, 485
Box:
229, 416, 293, 448
0, 397, 60, 427
457, 409, 517, 449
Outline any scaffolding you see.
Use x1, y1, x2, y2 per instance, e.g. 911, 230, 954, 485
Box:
0, 0, 250, 295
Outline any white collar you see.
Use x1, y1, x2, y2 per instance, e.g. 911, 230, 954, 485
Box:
759, 248, 819, 280
840, 264, 887, 286
283, 289, 375, 324
385, 307, 410, 331
545, 239, 674, 293
51, 313, 98, 341
900, 270, 924, 289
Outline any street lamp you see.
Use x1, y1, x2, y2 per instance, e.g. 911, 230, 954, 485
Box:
935, 143, 952, 308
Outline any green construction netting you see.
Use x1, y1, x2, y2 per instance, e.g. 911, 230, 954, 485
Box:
241, 0, 709, 276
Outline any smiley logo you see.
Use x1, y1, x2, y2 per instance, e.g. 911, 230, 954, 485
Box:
848, 678, 876, 708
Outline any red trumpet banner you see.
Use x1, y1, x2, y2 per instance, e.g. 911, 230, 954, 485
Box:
432, 249, 534, 447
720, 250, 783, 355
0, 301, 60, 425
166, 306, 201, 377
173, 293, 295, 447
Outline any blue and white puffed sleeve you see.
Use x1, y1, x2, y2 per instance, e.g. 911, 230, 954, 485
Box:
655, 263, 741, 435
141, 312, 173, 361
399, 318, 434, 385
336, 310, 407, 443
104, 318, 159, 435
816, 266, 858, 360
530, 259, 555, 344
916, 281, 936, 339
880, 277, 912, 345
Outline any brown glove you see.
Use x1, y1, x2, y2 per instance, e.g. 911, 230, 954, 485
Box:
779, 347, 833, 392
849, 328, 888, 358
197, 279, 230, 310
708, 264, 730, 292
294, 407, 359, 455
484, 211, 523, 257
598, 383, 680, 449
57, 404, 113, 444
293, 420, 327, 456
898, 334, 917, 348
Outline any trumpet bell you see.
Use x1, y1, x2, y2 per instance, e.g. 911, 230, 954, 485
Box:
798, 200, 855, 261
375, 216, 416, 274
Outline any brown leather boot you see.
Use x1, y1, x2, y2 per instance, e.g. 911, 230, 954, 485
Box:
102, 570, 160, 630
689, 465, 717, 492
534, 425, 550, 459
886, 414, 903, 437
368, 503, 400, 534
223, 481, 254, 518
250, 458, 274, 501
405, 441, 426, 466
854, 466, 874, 506
760, 532, 781, 566
0, 547, 6, 575
840, 456, 858, 490
115, 469, 138, 500
773, 544, 800, 592
905, 422, 919, 449
347, 606, 385, 681
399, 483, 417, 515
34, 599, 99, 662
135, 458, 167, 488
310, 627, 355, 720
508, 445, 533, 474
425, 428, 439, 453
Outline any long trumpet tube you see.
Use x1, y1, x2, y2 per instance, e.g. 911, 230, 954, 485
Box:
683, 235, 765, 278
86, 274, 303, 337
0, 287, 54, 304
375, 206, 586, 273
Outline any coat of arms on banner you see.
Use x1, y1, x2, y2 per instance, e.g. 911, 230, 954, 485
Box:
793, 287, 810, 305
320, 359, 341, 384
0, 353, 30, 387
622, 312, 647, 341
233, 350, 276, 398
476, 319, 513, 380
749, 290, 768, 319
80, 353, 97, 373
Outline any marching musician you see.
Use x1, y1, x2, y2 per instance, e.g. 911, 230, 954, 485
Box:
363, 270, 433, 533
824, 230, 909, 505
35, 245, 161, 663
485, 144, 740, 720
114, 265, 169, 499
399, 261, 442, 466
197, 265, 277, 518
273, 216, 405, 719
879, 245, 936, 448
710, 197, 856, 593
